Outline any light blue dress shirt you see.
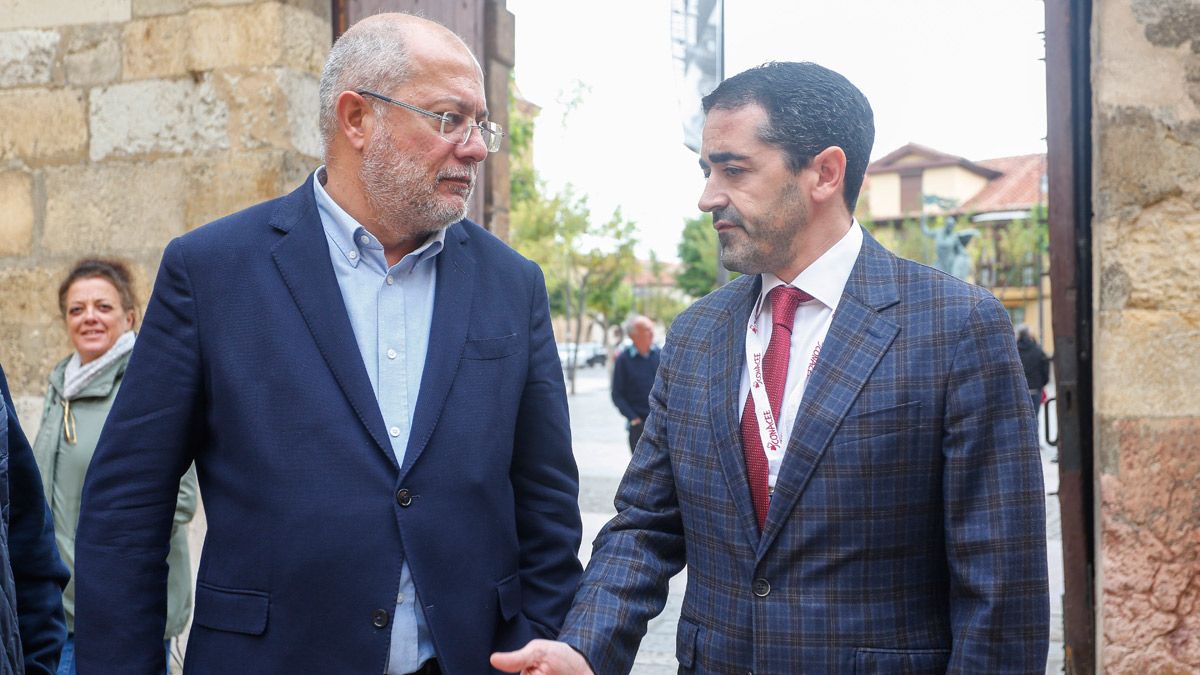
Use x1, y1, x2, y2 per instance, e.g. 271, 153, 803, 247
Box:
313, 168, 443, 673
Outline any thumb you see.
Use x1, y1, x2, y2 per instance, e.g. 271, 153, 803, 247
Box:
490, 643, 539, 672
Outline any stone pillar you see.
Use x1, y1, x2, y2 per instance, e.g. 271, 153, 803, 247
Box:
0, 0, 330, 420
1093, 1, 1200, 671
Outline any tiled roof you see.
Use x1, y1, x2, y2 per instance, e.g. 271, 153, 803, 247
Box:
959, 154, 1047, 214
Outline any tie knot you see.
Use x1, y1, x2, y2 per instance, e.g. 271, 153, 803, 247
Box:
768, 285, 811, 328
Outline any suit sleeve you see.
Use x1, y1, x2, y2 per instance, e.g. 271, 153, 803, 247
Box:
74, 239, 204, 674
560, 331, 686, 673
943, 295, 1049, 672
509, 262, 583, 638
1, 366, 70, 675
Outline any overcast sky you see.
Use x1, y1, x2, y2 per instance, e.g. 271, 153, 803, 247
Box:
504, 0, 1047, 262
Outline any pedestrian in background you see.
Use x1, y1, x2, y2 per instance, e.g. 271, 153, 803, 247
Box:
73, 13, 580, 674
495, 60, 1047, 674
610, 316, 659, 453
31, 259, 197, 675
1016, 323, 1051, 414
0, 361, 70, 674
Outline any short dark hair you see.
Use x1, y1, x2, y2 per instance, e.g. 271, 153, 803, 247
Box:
58, 258, 139, 323
702, 61, 875, 212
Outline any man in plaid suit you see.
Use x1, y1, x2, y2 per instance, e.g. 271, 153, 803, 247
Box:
494, 62, 1049, 674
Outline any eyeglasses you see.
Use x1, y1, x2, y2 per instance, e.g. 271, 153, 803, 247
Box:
357, 90, 505, 153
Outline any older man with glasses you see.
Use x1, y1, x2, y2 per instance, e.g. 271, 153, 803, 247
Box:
73, 13, 582, 675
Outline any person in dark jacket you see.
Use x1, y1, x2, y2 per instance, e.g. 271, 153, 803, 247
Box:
1016, 324, 1051, 414
611, 316, 660, 452
0, 363, 71, 674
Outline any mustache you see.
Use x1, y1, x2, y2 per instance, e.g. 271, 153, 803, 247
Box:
712, 207, 743, 227
438, 167, 476, 184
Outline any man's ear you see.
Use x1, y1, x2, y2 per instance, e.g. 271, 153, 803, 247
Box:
809, 146, 847, 206
335, 91, 374, 152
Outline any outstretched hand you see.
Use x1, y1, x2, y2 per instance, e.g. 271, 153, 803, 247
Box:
490, 640, 594, 675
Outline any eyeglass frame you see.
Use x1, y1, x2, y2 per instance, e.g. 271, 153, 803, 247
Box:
356, 90, 504, 153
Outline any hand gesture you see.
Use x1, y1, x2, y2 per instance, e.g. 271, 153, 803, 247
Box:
490, 639, 594, 675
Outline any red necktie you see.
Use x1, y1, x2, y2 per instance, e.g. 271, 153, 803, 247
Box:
741, 285, 811, 531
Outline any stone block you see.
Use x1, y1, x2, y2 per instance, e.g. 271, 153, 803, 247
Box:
122, 15, 188, 81
1095, 0, 1200, 117
212, 69, 289, 152
277, 68, 321, 158
1096, 309, 1200, 417
0, 0, 131, 30
185, 150, 285, 229
1098, 198, 1200, 313
188, 4, 282, 71
279, 2, 329, 75
42, 160, 188, 255
90, 77, 229, 161
0, 171, 34, 256
132, 0, 189, 17
0, 88, 88, 164
62, 24, 122, 87
0, 30, 59, 87
1095, 107, 1200, 219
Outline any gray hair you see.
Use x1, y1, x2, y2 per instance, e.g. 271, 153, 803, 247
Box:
317, 21, 415, 151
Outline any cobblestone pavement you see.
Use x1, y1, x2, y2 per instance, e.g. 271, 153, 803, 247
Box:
566, 365, 1066, 674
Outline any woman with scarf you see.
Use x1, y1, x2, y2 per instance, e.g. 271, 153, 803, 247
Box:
32, 259, 198, 675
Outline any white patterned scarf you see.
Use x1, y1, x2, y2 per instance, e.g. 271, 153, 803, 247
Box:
63, 330, 136, 400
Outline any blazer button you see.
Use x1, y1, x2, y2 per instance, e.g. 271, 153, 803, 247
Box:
396, 488, 412, 507
372, 609, 390, 628
752, 578, 771, 597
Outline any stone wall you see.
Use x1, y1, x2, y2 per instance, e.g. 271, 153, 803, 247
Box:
0, 0, 329, 422
1093, 1, 1200, 671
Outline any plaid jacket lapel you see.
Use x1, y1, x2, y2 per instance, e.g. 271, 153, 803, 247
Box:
759, 231, 902, 552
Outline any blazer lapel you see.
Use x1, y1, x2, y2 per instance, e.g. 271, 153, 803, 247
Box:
707, 275, 764, 550
269, 176, 395, 468
398, 223, 475, 480
759, 232, 901, 552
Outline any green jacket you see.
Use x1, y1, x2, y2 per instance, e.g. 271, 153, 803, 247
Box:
32, 351, 198, 638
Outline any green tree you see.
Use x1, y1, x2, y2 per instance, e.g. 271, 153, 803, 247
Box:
676, 212, 721, 299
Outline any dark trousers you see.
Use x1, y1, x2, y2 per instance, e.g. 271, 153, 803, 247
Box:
627, 420, 644, 453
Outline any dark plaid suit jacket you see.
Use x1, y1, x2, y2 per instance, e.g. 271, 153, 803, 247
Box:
561, 229, 1049, 673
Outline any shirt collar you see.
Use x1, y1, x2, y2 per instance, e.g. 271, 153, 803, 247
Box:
312, 166, 446, 270
758, 219, 864, 312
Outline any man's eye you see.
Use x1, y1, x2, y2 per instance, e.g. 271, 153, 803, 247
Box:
724, 166, 744, 176
439, 112, 465, 131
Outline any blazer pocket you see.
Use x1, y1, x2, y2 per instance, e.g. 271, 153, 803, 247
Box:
192, 582, 269, 636
854, 647, 950, 674
495, 572, 522, 622
832, 401, 923, 445
463, 333, 519, 360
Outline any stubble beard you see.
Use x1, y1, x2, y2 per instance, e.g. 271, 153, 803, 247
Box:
715, 183, 807, 276
360, 123, 476, 241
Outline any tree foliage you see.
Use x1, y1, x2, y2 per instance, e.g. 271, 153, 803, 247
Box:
676, 212, 720, 299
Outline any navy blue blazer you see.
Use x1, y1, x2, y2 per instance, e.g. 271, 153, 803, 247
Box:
74, 175, 582, 674
562, 230, 1049, 673
0, 365, 69, 674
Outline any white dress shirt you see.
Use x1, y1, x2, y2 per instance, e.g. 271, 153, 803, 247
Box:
738, 221, 864, 488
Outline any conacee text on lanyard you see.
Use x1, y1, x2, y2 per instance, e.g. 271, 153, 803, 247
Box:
744, 288, 823, 462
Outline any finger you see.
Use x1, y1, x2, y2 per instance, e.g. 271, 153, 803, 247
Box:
490, 644, 538, 672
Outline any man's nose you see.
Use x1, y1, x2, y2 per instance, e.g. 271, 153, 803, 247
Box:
455, 127, 489, 163
698, 180, 725, 213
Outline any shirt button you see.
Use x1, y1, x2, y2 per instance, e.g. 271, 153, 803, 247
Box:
386, 275, 394, 285
389, 426, 400, 437
387, 348, 397, 360
359, 234, 370, 245
371, 609, 389, 628
752, 578, 771, 597
348, 250, 358, 260
396, 488, 412, 507
397, 593, 405, 604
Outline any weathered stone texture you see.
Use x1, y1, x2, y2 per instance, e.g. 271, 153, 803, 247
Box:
0, 265, 70, 395
1097, 196, 1200, 313
277, 69, 321, 158
122, 15, 188, 81
0, 0, 131, 30
1100, 417, 1200, 674
1098, 0, 1200, 116
89, 77, 229, 161
189, 3, 324, 74
42, 161, 188, 255
0, 171, 34, 255
1096, 309, 1200, 417
1095, 107, 1200, 220
131, 0, 189, 17
62, 24, 122, 87
185, 151, 285, 229
0, 30, 59, 87
0, 88, 88, 163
